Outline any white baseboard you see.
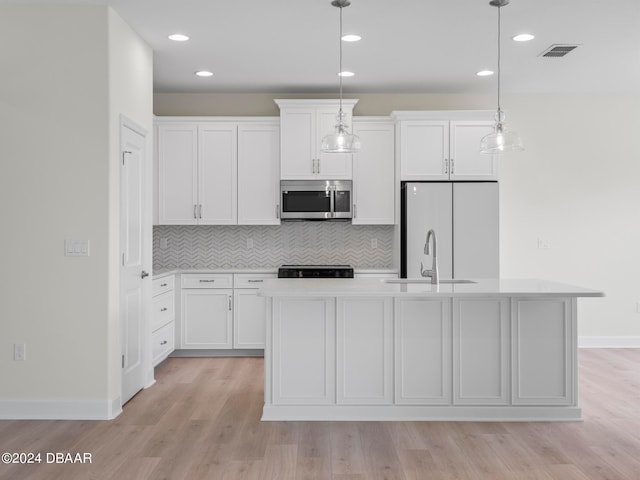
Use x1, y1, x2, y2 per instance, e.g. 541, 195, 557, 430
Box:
0, 396, 122, 420
578, 336, 640, 348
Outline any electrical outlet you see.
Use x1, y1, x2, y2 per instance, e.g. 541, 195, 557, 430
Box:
246, 238, 254, 249
371, 238, 378, 249
14, 343, 26, 361
537, 238, 551, 250
159, 237, 168, 249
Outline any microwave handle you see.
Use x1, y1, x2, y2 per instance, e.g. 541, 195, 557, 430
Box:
330, 189, 335, 218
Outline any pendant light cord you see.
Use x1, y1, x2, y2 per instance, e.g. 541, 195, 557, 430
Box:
496, 4, 502, 116
338, 4, 344, 116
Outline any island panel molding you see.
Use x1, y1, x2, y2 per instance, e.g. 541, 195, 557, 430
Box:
260, 278, 603, 421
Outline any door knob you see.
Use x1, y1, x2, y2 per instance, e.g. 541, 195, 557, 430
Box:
141, 270, 149, 279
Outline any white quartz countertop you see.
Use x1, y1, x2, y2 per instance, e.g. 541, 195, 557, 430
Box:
257, 278, 604, 298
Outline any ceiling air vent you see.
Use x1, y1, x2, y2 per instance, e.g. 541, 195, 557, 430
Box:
540, 44, 579, 58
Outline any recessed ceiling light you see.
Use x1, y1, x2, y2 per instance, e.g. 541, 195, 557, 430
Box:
338, 71, 355, 77
341, 34, 361, 42
513, 33, 535, 42
168, 34, 189, 42
476, 70, 494, 77
195, 70, 213, 77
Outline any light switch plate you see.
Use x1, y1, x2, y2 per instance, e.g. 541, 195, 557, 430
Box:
65, 239, 90, 257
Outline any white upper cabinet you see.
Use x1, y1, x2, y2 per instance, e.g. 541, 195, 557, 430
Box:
157, 124, 199, 225
198, 124, 237, 224
275, 99, 358, 180
352, 118, 395, 225
393, 111, 499, 181
237, 122, 280, 225
156, 118, 280, 225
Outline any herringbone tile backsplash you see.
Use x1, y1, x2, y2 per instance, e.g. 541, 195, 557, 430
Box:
153, 223, 395, 270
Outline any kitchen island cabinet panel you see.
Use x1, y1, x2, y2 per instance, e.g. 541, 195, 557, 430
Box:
453, 298, 509, 405
271, 298, 335, 405
395, 298, 452, 405
336, 297, 393, 405
512, 298, 575, 405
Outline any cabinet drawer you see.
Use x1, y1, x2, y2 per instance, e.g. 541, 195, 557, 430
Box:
152, 291, 175, 331
181, 273, 233, 289
234, 273, 277, 288
152, 321, 175, 367
152, 275, 175, 296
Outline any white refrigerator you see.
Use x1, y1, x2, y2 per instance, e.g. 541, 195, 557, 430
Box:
401, 182, 499, 279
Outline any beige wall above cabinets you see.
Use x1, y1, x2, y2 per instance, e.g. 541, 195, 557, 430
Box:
392, 110, 499, 182
155, 118, 280, 226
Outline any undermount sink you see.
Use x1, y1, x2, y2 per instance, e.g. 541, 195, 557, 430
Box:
383, 279, 476, 284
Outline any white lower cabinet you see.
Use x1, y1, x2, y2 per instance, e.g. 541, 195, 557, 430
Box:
151, 275, 175, 366
394, 298, 452, 405
511, 298, 575, 405
180, 274, 233, 349
337, 297, 393, 404
233, 274, 277, 348
453, 298, 509, 405
271, 297, 336, 405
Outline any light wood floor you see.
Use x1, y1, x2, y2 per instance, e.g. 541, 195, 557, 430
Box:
1, 349, 639, 480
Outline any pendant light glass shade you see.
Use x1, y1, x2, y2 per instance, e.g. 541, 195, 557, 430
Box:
480, 0, 523, 154
480, 109, 524, 154
321, 111, 361, 153
320, 0, 361, 153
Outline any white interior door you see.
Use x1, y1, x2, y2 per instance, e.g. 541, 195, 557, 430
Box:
120, 123, 149, 404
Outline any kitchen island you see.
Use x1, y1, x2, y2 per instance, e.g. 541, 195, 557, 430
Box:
258, 278, 603, 421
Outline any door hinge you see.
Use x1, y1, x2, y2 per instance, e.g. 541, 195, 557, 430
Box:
122, 150, 132, 165
122, 253, 125, 266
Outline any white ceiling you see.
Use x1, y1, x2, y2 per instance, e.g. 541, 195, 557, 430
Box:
6, 0, 640, 95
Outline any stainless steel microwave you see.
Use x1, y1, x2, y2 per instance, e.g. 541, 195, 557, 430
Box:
280, 180, 352, 220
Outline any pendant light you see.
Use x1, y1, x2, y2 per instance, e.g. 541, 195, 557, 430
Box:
480, 0, 524, 154
320, 0, 361, 153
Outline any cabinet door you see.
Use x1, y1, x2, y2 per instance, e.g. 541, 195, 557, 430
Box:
399, 121, 449, 181
316, 107, 353, 179
181, 289, 233, 349
352, 120, 395, 225
280, 108, 315, 179
511, 298, 575, 405
336, 297, 393, 405
453, 298, 509, 405
395, 298, 452, 405
158, 124, 198, 224
237, 123, 281, 225
233, 289, 267, 349
198, 124, 237, 224
449, 121, 498, 180
272, 298, 335, 405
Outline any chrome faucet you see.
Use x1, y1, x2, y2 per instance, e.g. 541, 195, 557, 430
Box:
420, 229, 439, 284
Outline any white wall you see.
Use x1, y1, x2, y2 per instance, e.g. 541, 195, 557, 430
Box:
155, 92, 640, 342
0, 5, 152, 418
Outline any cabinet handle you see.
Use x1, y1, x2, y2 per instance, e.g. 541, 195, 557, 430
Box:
451, 158, 455, 175
444, 158, 449, 174
228, 296, 232, 311
317, 158, 320, 174
199, 204, 203, 219
160, 307, 168, 312
160, 340, 168, 346
276, 204, 280, 219
160, 283, 167, 287
194, 204, 197, 219
353, 204, 357, 218
248, 279, 264, 283
199, 279, 216, 283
